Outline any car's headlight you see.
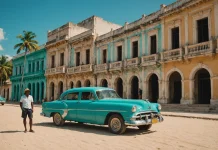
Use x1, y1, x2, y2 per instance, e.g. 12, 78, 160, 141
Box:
132, 106, 137, 112
158, 104, 162, 110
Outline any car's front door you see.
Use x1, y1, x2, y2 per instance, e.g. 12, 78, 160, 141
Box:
62, 92, 79, 121
77, 92, 96, 124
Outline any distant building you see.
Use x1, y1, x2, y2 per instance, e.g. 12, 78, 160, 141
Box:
10, 47, 46, 102
0, 79, 12, 101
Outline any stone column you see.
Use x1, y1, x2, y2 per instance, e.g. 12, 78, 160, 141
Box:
161, 20, 165, 51
214, 1, 218, 37
158, 80, 163, 102
144, 81, 149, 99
141, 32, 146, 55
159, 80, 168, 104
210, 77, 218, 105
127, 81, 131, 99
184, 14, 189, 45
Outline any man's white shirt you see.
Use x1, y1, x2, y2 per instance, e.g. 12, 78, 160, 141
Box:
20, 95, 33, 109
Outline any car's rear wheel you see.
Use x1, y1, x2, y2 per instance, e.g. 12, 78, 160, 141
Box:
1, 103, 4, 105
137, 124, 152, 130
108, 114, 126, 134
53, 113, 65, 126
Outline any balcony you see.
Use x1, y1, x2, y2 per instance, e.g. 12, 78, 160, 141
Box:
67, 64, 93, 74
125, 57, 140, 68
46, 66, 65, 75
109, 61, 123, 71
162, 48, 183, 62
141, 54, 158, 66
95, 63, 109, 73
185, 41, 213, 58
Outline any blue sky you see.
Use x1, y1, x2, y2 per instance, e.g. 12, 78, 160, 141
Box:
0, 0, 175, 59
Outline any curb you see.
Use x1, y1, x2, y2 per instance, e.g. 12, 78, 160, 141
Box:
162, 114, 218, 121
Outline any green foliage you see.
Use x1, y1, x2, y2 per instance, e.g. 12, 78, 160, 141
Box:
14, 31, 39, 54
0, 55, 12, 85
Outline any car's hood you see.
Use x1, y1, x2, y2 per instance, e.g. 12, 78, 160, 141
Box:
100, 99, 158, 112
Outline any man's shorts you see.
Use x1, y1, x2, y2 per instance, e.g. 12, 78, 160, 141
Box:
22, 108, 33, 119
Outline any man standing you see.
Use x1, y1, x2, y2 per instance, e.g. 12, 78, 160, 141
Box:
20, 88, 34, 133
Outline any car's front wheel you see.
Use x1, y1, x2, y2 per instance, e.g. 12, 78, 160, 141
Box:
53, 113, 65, 126
137, 124, 152, 130
1, 103, 4, 105
108, 114, 126, 134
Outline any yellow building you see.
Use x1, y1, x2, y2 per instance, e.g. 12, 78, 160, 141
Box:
160, 0, 218, 105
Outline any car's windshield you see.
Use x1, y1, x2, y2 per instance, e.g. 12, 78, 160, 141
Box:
96, 90, 120, 100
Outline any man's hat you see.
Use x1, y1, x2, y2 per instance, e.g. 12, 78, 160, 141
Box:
24, 88, 30, 93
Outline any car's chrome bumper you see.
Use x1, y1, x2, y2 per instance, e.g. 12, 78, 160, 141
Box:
125, 113, 164, 126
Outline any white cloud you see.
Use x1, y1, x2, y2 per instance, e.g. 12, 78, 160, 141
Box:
0, 28, 5, 51
0, 28, 4, 40
5, 55, 12, 60
0, 45, 3, 50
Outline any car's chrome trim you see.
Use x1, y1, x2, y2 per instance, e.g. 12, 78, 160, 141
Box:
44, 108, 127, 112
62, 110, 68, 118
126, 115, 164, 126
40, 112, 45, 116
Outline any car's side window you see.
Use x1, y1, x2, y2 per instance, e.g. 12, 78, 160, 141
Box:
67, 92, 79, 100
81, 92, 94, 100
62, 94, 68, 100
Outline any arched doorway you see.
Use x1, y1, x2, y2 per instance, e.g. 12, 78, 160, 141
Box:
76, 81, 81, 87
101, 79, 108, 87
17, 85, 19, 101
36, 83, 39, 101
131, 76, 139, 99
7, 88, 9, 101
58, 81, 63, 96
84, 80, 91, 87
194, 69, 211, 104
28, 83, 31, 91
32, 83, 35, 101
148, 74, 159, 103
169, 72, 182, 104
14, 86, 16, 101
50, 82, 55, 100
41, 82, 44, 101
70, 82, 74, 89
116, 78, 123, 98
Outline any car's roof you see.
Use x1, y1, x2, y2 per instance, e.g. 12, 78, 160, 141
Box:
65, 87, 114, 93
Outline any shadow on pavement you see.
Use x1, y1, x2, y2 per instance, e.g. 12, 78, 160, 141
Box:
34, 122, 156, 136
0, 130, 24, 133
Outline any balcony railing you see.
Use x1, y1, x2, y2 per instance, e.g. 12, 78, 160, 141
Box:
67, 64, 93, 74
141, 54, 158, 66
46, 66, 65, 75
95, 63, 108, 73
109, 61, 123, 71
125, 57, 140, 67
185, 41, 213, 57
162, 48, 183, 61
45, 68, 56, 75
56, 66, 65, 73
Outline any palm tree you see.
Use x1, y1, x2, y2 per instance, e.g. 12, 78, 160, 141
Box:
0, 55, 12, 86
14, 31, 39, 95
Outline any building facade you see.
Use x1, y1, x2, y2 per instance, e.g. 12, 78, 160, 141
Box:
0, 79, 12, 101
10, 47, 47, 102
45, 16, 121, 100
159, 0, 218, 105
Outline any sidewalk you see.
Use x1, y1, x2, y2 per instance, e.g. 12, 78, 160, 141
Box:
162, 111, 218, 121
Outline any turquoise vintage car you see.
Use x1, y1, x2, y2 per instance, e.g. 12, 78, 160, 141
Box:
0, 96, 6, 105
41, 87, 163, 134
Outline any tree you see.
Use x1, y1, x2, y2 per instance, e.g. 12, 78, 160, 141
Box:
0, 55, 12, 86
14, 31, 39, 95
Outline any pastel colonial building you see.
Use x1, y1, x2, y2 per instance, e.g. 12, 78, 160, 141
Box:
0, 79, 12, 101
45, 16, 121, 100
159, 0, 218, 105
10, 47, 47, 102
95, 11, 163, 101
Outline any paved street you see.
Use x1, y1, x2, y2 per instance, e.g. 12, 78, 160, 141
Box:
1, 104, 218, 150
